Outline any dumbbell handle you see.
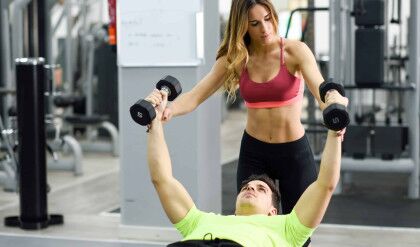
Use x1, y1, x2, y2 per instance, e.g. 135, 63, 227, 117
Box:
160, 86, 171, 96
147, 86, 170, 107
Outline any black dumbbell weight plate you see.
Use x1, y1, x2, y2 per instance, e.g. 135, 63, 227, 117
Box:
130, 99, 156, 126
319, 80, 345, 103
156, 75, 182, 101
323, 104, 350, 131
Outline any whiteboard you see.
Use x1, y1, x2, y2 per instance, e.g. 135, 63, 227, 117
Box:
117, 0, 203, 67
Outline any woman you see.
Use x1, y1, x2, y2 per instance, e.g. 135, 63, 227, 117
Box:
156, 0, 347, 245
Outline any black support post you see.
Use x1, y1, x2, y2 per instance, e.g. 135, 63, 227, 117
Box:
4, 57, 63, 230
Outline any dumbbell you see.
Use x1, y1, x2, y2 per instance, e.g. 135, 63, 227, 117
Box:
130, 75, 182, 126
319, 79, 350, 131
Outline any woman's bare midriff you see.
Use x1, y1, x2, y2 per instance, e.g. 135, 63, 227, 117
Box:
245, 102, 305, 143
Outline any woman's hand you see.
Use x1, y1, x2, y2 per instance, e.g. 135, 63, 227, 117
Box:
162, 106, 173, 123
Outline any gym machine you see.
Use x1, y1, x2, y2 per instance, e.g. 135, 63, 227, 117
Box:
45, 64, 84, 176
0, 112, 18, 191
0, 0, 85, 187
0, 0, 17, 191
53, 0, 119, 156
329, 0, 419, 199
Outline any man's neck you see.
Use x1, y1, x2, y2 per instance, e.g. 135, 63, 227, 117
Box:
235, 206, 267, 216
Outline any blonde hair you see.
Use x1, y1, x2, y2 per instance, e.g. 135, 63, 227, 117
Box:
217, 0, 279, 101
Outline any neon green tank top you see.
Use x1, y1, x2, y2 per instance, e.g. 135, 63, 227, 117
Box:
174, 206, 315, 247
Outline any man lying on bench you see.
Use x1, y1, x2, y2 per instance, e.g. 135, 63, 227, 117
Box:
144, 89, 345, 247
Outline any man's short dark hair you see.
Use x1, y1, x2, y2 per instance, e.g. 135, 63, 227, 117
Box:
240, 174, 280, 212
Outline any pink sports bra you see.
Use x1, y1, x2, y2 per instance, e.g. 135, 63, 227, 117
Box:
239, 38, 304, 108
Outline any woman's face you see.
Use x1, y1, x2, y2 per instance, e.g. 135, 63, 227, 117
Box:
247, 4, 275, 45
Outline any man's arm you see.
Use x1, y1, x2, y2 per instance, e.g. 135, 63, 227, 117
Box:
293, 130, 342, 228
147, 95, 194, 224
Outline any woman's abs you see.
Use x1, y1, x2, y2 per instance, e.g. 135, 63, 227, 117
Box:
245, 106, 304, 143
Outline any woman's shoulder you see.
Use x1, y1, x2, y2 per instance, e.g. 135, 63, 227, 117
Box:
283, 38, 307, 54
283, 38, 312, 63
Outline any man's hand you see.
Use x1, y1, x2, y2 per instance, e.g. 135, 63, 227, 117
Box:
324, 90, 348, 140
336, 128, 346, 142
323, 89, 349, 109
145, 89, 168, 123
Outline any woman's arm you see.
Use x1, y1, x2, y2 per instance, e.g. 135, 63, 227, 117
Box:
164, 56, 228, 120
286, 41, 329, 110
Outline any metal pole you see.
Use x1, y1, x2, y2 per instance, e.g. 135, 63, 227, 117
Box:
37, 0, 48, 61
11, 0, 32, 59
86, 35, 95, 116
1, 3, 13, 119
27, 0, 38, 57
384, 0, 390, 83
407, 0, 419, 199
4, 57, 64, 229
285, 7, 329, 38
78, 0, 89, 91
16, 57, 46, 228
329, 0, 341, 80
0, 3, 4, 90
64, 0, 73, 91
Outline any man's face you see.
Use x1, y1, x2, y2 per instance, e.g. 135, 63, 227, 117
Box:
235, 180, 277, 216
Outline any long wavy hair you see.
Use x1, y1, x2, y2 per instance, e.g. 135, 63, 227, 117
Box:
217, 0, 279, 101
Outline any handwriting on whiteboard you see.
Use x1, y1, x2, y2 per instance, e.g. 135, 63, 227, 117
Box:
117, 0, 202, 66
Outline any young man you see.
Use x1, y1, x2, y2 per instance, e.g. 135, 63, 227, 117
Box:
145, 89, 345, 247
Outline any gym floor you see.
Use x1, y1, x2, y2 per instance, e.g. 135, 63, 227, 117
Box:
0, 110, 419, 247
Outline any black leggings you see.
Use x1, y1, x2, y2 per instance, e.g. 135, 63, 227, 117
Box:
237, 131, 317, 246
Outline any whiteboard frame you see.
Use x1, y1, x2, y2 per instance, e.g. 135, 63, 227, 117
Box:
116, 0, 204, 67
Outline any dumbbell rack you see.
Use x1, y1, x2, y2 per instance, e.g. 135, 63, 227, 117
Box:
328, 0, 419, 199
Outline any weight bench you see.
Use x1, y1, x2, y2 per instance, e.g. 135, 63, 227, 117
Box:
64, 114, 119, 157
53, 94, 119, 157
46, 124, 83, 176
